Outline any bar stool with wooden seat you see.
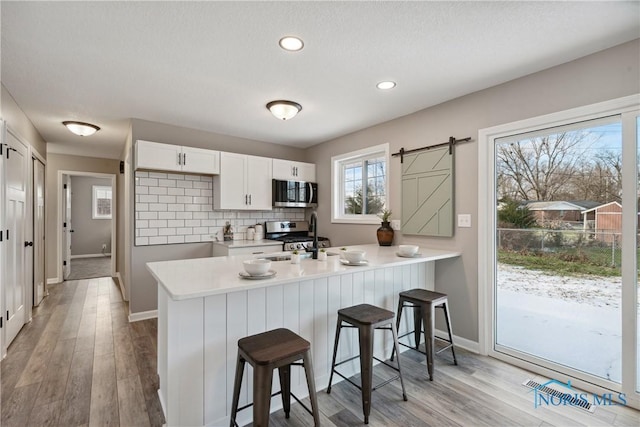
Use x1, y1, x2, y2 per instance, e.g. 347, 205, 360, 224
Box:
327, 303, 407, 424
391, 289, 457, 381
229, 328, 320, 427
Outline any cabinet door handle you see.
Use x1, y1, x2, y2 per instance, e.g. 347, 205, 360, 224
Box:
178, 153, 182, 165
183, 152, 187, 165
245, 194, 248, 205
249, 194, 252, 205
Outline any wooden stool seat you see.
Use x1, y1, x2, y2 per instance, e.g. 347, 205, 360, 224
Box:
337, 303, 395, 325
327, 304, 407, 424
238, 328, 310, 366
230, 328, 320, 427
391, 288, 457, 381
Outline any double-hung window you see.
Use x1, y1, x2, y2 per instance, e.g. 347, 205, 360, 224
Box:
92, 185, 112, 219
331, 143, 389, 224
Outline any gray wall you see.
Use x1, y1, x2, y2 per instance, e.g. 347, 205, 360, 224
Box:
128, 119, 308, 314
45, 153, 121, 280
304, 39, 640, 343
70, 176, 112, 256
1, 84, 46, 159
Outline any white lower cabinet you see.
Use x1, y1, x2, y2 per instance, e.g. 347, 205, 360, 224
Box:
213, 152, 272, 210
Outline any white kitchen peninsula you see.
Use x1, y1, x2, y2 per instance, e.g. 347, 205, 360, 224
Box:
147, 244, 460, 427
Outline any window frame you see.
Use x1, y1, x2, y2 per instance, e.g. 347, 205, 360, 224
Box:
331, 143, 390, 224
92, 185, 112, 220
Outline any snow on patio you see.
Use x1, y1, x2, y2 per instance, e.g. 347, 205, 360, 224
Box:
496, 264, 638, 384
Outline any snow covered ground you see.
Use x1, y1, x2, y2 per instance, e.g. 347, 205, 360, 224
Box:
496, 264, 638, 384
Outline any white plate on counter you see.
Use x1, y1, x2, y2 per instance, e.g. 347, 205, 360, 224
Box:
339, 259, 369, 266
239, 270, 277, 280
396, 252, 423, 258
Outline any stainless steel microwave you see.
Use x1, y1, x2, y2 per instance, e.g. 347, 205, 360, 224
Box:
272, 179, 318, 208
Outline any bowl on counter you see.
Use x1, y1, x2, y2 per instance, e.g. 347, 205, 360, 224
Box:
243, 259, 272, 276
343, 250, 366, 263
398, 245, 419, 257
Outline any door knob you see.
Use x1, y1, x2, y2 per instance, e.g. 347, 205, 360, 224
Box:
24, 241, 33, 247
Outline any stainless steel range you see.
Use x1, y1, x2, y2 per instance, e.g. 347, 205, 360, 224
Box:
265, 220, 331, 251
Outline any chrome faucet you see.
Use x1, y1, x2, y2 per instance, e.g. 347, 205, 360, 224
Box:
309, 211, 319, 259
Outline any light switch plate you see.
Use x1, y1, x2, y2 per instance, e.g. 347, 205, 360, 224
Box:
390, 220, 401, 230
457, 214, 471, 228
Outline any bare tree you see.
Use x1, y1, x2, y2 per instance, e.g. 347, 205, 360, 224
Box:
570, 150, 622, 203
496, 131, 595, 201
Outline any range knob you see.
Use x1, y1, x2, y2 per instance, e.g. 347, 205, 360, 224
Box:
296, 243, 303, 249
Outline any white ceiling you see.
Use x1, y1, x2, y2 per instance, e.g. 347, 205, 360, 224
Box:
2, 1, 639, 159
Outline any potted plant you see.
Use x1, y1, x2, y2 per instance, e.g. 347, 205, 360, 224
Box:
376, 209, 394, 246
291, 249, 301, 264
318, 248, 327, 261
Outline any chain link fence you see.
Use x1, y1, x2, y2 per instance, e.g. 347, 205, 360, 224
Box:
497, 228, 623, 268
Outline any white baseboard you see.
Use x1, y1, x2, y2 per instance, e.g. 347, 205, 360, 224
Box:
435, 328, 480, 354
115, 272, 128, 302
47, 277, 61, 285
71, 253, 111, 259
129, 309, 157, 322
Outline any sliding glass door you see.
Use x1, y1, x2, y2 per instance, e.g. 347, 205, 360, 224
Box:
479, 96, 640, 409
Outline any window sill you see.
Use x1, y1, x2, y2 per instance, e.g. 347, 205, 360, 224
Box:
331, 217, 381, 225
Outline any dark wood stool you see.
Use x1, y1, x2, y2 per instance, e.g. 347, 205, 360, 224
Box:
327, 303, 407, 424
229, 328, 320, 427
391, 289, 457, 381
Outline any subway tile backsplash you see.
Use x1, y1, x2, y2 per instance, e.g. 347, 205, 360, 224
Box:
134, 171, 305, 246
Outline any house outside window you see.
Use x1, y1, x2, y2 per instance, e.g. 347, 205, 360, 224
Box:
331, 143, 389, 224
92, 185, 112, 219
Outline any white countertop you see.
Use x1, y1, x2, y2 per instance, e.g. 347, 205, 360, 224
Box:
211, 239, 281, 248
147, 244, 461, 301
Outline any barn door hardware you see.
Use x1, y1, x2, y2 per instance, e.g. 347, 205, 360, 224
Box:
391, 136, 472, 163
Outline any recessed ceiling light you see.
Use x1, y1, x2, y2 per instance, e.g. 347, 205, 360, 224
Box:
62, 121, 100, 136
376, 81, 396, 90
279, 36, 304, 51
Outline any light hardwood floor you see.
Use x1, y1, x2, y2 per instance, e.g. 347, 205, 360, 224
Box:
2, 276, 639, 426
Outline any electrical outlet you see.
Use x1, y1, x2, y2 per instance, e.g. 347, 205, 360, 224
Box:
390, 220, 401, 230
102, 243, 107, 251
457, 214, 472, 228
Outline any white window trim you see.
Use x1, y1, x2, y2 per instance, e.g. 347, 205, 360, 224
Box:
331, 143, 389, 224
92, 185, 112, 220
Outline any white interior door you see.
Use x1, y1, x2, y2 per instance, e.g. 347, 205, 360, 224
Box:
63, 175, 72, 280
33, 158, 45, 305
5, 129, 28, 346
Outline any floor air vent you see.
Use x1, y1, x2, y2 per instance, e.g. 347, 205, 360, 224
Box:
522, 379, 594, 413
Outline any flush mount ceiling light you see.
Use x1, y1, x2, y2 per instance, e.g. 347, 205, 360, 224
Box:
376, 81, 397, 90
62, 121, 100, 136
279, 36, 304, 51
266, 100, 302, 121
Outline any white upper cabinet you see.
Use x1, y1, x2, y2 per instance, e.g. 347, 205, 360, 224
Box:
272, 159, 316, 182
135, 140, 220, 175
214, 152, 272, 210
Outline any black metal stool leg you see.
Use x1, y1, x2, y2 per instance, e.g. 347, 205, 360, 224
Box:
278, 364, 291, 418
442, 302, 457, 365
358, 325, 374, 424
423, 303, 435, 381
303, 351, 321, 426
327, 317, 342, 394
390, 321, 408, 401
229, 354, 245, 427
253, 366, 274, 427
390, 299, 404, 362
412, 304, 423, 350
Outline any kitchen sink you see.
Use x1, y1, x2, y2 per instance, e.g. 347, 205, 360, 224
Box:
259, 252, 339, 261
